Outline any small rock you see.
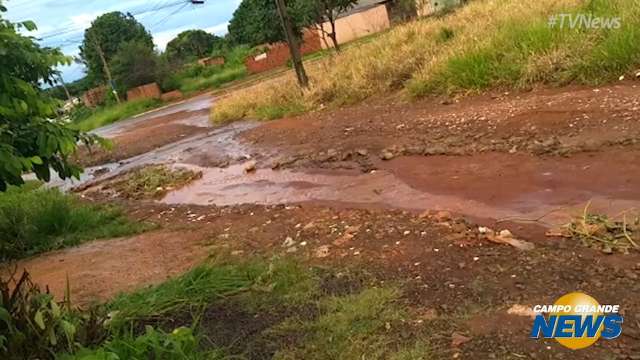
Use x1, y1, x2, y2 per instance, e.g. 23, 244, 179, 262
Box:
243, 160, 257, 173
282, 236, 295, 247
635, 70, 640, 79
327, 148, 338, 158
507, 304, 536, 318
451, 332, 472, 347
499, 229, 514, 238
356, 148, 368, 156
380, 149, 395, 160
433, 210, 452, 222
619, 75, 625, 81
315, 245, 330, 258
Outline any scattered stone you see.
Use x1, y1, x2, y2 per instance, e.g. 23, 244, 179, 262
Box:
507, 304, 536, 318
451, 332, 472, 347
380, 149, 395, 160
286, 246, 298, 253
486, 230, 534, 251
356, 149, 368, 156
635, 70, 640, 79
282, 236, 296, 247
243, 160, 257, 173
314, 245, 330, 258
433, 210, 452, 222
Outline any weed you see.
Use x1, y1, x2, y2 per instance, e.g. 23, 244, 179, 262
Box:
106, 165, 202, 200
0, 184, 142, 261
565, 204, 640, 254
0, 271, 106, 359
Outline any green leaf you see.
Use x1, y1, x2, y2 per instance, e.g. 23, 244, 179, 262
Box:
34, 310, 45, 330
51, 301, 61, 317
21, 20, 37, 31
0, 307, 11, 326
30, 156, 43, 165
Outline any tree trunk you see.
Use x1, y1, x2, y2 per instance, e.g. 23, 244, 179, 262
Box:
275, 0, 309, 88
328, 18, 340, 51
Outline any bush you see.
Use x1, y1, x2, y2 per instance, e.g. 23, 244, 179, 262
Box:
0, 184, 142, 261
0, 271, 105, 359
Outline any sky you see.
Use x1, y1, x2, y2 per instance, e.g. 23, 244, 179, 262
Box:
4, 0, 242, 83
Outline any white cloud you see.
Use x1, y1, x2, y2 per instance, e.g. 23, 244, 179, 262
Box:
203, 22, 229, 36
69, 12, 101, 28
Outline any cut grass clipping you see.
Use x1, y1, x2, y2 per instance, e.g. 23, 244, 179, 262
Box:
106, 165, 202, 200
564, 204, 640, 254
0, 183, 143, 261
212, 0, 640, 122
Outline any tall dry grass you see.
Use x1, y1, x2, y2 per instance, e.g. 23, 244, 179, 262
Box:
212, 0, 640, 123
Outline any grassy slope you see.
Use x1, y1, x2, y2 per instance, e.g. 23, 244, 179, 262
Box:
212, 0, 640, 122
72, 98, 162, 132
0, 183, 144, 261
65, 257, 428, 359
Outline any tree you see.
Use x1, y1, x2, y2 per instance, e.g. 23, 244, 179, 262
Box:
304, 0, 358, 51
112, 41, 162, 90
228, 0, 312, 46
79, 12, 153, 85
0, 3, 98, 191
165, 30, 224, 64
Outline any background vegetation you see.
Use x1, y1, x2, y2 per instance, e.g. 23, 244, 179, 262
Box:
0, 183, 143, 261
212, 0, 640, 122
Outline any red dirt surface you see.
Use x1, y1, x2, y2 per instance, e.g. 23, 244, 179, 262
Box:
241, 82, 640, 171
7, 201, 640, 358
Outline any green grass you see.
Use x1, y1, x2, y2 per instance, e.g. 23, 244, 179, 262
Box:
178, 65, 247, 94
72, 98, 163, 131
99, 256, 428, 359
409, 0, 640, 95
0, 184, 144, 261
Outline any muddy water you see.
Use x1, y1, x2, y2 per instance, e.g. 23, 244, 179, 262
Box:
163, 151, 640, 227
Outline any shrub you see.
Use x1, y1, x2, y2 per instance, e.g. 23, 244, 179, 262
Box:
0, 184, 141, 261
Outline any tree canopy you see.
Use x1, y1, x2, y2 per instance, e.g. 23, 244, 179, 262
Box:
228, 0, 313, 46
112, 40, 165, 90
79, 12, 153, 85
0, 3, 97, 191
165, 29, 224, 64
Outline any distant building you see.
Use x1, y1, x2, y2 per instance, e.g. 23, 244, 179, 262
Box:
197, 56, 225, 67
316, 0, 391, 49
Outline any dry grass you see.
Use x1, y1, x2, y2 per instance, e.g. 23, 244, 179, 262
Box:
212, 0, 640, 122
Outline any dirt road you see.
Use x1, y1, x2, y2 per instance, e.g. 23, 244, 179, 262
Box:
10, 83, 640, 358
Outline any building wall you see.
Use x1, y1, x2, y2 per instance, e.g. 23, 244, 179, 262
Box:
245, 31, 322, 74
82, 86, 107, 108
318, 4, 390, 49
126, 83, 161, 102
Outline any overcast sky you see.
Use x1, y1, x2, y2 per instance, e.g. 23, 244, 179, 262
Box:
5, 0, 241, 82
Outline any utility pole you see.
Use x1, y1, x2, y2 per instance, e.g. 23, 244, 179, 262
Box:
275, 0, 309, 88
90, 32, 121, 103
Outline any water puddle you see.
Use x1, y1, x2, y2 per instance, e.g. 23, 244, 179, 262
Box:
162, 151, 640, 227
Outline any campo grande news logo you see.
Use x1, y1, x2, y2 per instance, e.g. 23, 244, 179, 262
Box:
530, 292, 623, 350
